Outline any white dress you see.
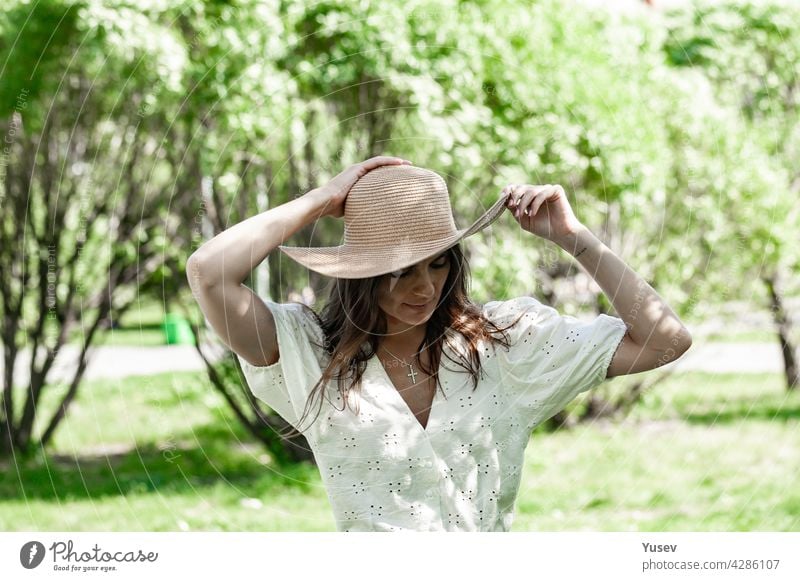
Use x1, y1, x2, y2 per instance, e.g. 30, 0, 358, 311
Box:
237, 296, 627, 531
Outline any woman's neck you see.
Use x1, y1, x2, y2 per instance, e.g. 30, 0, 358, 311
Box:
379, 332, 427, 358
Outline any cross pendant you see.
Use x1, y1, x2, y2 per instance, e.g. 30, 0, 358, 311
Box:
406, 364, 418, 383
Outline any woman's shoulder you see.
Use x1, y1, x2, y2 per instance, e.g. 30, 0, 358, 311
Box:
280, 300, 317, 317
266, 300, 328, 357
480, 295, 546, 324
276, 300, 323, 328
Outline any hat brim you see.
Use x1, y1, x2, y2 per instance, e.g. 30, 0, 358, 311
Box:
278, 191, 512, 279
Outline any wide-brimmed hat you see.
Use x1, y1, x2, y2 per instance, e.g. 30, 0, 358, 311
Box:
278, 165, 511, 279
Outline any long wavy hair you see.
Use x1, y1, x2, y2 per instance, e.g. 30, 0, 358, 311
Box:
276, 241, 526, 439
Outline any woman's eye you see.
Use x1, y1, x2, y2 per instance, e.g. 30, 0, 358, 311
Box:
390, 259, 448, 279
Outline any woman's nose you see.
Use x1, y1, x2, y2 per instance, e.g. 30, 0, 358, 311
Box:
411, 271, 435, 293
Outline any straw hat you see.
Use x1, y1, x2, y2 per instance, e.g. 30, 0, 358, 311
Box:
278, 165, 512, 279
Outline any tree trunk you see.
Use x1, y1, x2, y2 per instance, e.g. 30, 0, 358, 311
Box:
190, 323, 315, 465
762, 271, 799, 391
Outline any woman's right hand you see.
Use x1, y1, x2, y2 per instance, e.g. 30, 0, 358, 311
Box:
314, 156, 412, 219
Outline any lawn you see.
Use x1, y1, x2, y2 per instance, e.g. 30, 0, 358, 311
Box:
1, 370, 797, 531
65, 296, 202, 347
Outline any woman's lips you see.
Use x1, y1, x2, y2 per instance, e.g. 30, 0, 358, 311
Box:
405, 301, 430, 309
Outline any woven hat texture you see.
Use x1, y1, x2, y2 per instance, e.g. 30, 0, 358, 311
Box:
278, 164, 511, 279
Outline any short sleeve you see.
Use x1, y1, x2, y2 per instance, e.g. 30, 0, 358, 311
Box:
483, 295, 627, 426
236, 300, 327, 431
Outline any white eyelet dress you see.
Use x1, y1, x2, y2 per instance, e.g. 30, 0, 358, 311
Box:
237, 296, 627, 532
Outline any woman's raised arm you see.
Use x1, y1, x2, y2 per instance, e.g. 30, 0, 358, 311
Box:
186, 156, 411, 366
186, 188, 330, 366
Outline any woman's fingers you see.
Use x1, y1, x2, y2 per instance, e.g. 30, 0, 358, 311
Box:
365, 156, 411, 167
515, 188, 533, 217
515, 185, 545, 217
530, 186, 556, 216
509, 185, 554, 217
502, 183, 561, 218
502, 184, 516, 205
509, 184, 529, 208
504, 184, 521, 213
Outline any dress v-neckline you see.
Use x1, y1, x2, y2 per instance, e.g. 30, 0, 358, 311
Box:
370, 355, 441, 434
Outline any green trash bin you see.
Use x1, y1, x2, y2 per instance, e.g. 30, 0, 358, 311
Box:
162, 313, 196, 345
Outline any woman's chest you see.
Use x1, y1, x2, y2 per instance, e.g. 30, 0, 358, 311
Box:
312, 353, 514, 452
310, 357, 532, 503
382, 363, 437, 430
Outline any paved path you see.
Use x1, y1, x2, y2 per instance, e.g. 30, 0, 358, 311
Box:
0, 340, 786, 387
2, 343, 226, 387
666, 342, 785, 374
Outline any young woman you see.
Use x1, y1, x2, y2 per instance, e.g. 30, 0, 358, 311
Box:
187, 155, 691, 532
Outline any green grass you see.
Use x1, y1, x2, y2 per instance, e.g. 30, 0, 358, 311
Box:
698, 329, 779, 343
514, 372, 800, 531
1, 371, 336, 531
1, 370, 798, 531
64, 297, 204, 347
65, 299, 166, 347
81, 327, 168, 347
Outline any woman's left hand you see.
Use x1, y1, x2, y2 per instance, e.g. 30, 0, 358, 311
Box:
502, 183, 584, 242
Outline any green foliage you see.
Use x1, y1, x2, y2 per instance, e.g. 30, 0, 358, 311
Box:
3, 0, 796, 309
658, 0, 800, 318
0, 0, 81, 121
664, 0, 800, 122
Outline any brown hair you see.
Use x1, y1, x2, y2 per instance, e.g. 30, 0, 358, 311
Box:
276, 242, 526, 439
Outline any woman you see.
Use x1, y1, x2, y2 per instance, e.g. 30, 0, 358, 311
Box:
187, 155, 692, 531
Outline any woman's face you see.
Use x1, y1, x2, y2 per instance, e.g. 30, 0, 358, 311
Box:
376, 250, 451, 333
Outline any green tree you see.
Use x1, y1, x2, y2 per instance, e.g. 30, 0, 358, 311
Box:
0, 0, 190, 457
663, 0, 800, 390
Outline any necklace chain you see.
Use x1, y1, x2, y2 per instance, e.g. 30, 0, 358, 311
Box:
380, 343, 425, 364
379, 343, 427, 384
